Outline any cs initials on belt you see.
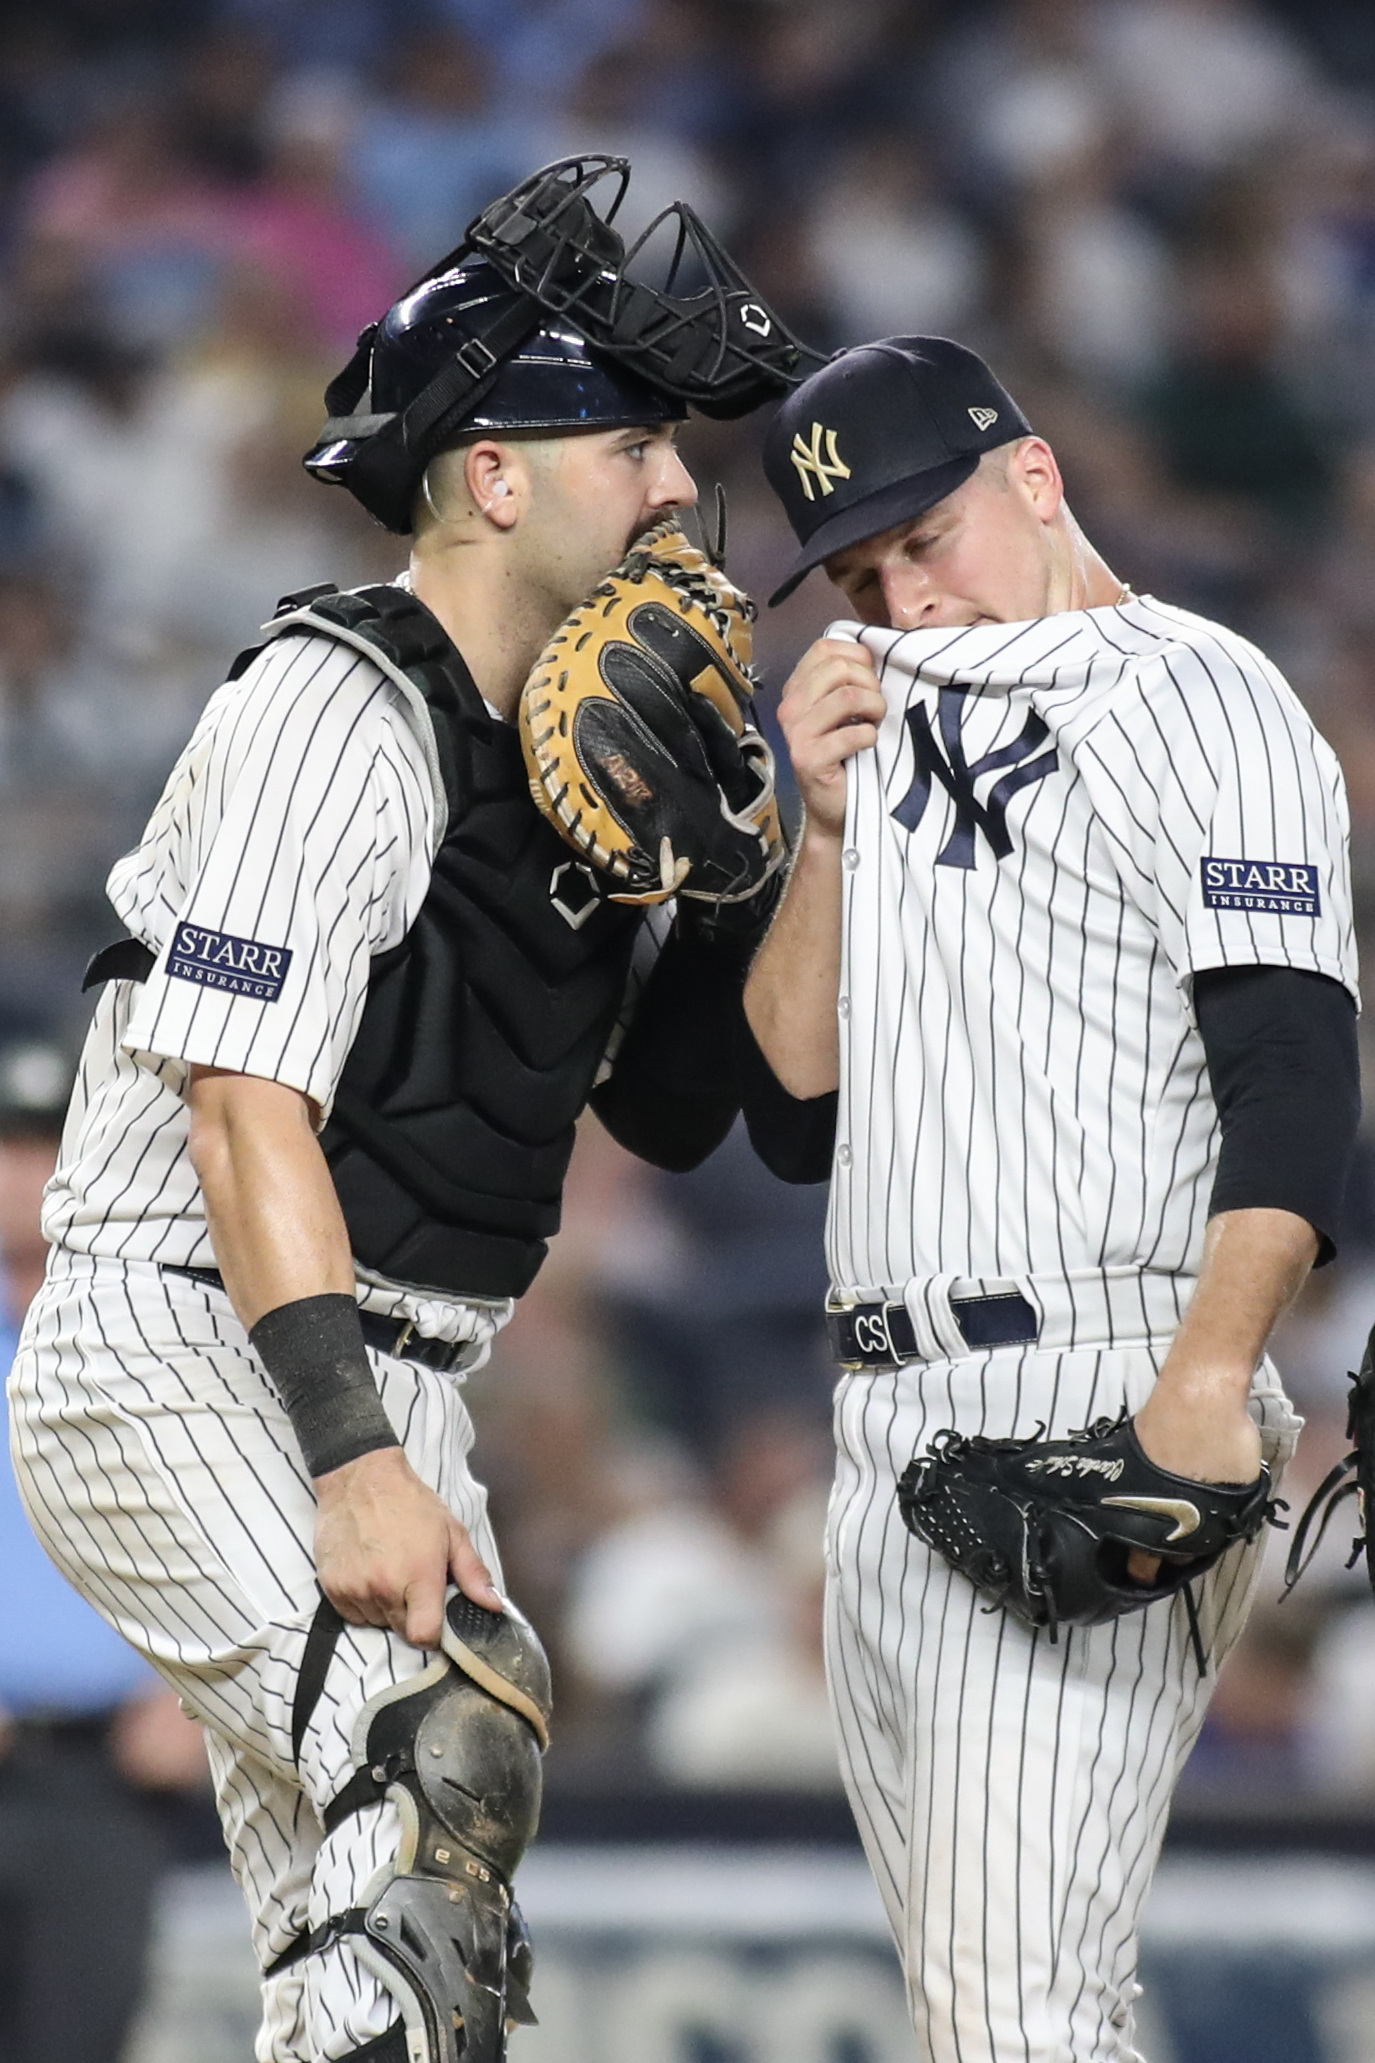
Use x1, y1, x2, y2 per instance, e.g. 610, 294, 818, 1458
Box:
852, 1307, 896, 1361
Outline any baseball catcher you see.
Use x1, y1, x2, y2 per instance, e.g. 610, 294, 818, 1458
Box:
10, 154, 817, 2063
899, 1410, 1281, 1670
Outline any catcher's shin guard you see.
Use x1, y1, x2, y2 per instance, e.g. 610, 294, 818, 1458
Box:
336, 1595, 552, 2063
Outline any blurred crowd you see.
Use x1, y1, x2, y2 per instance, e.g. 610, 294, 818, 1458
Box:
5, 0, 1375, 1837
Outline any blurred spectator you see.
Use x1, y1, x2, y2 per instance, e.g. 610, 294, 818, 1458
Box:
1139, 256, 1336, 533
1008, 139, 1168, 385
0, 572, 191, 792
936, 0, 1110, 204
567, 1420, 838, 1788
1179, 1599, 1327, 1795
0, 1039, 209, 2063
648, 1484, 840, 1790
1097, 0, 1326, 189
348, 24, 527, 268
21, 91, 238, 350
234, 75, 402, 351
176, 25, 276, 185
807, 137, 987, 347
600, 1120, 833, 1463
1304, 1599, 1375, 1793
543, 40, 731, 243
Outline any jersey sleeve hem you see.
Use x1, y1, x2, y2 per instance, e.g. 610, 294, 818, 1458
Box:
121, 1028, 337, 1124
1177, 950, 1360, 1023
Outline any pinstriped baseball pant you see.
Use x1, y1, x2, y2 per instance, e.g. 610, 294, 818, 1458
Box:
825, 1339, 1300, 2063
7, 1251, 504, 2063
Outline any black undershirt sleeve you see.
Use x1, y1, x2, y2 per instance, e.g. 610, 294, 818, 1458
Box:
736, 1010, 838, 1185
589, 926, 746, 1171
1194, 964, 1361, 1267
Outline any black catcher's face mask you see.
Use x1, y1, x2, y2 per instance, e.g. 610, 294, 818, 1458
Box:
304, 155, 821, 534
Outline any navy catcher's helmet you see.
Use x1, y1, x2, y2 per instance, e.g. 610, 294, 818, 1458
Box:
304, 155, 818, 533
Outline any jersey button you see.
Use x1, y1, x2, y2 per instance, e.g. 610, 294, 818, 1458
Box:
837, 1144, 852, 1167
838, 995, 850, 1019
842, 847, 860, 869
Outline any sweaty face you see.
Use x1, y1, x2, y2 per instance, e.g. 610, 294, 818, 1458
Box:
824, 444, 1062, 631
518, 423, 698, 613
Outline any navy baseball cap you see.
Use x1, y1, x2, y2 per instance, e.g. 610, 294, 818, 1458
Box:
763, 337, 1032, 605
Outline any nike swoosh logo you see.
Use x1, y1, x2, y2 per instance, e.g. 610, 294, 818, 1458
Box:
1100, 1495, 1202, 1544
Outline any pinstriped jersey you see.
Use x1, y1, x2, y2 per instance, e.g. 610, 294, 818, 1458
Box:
41, 627, 492, 1335
829, 593, 1358, 1299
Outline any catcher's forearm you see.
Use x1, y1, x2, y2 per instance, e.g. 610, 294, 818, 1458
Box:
187, 1068, 357, 1325
187, 1068, 397, 1476
743, 823, 844, 1099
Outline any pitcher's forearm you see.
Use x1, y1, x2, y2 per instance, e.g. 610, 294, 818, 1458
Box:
187, 1066, 356, 1329
743, 821, 845, 1098
1157, 1207, 1318, 1402
1133, 1207, 1317, 1485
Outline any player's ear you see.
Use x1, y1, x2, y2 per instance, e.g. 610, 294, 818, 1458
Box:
1009, 437, 1064, 525
463, 441, 522, 530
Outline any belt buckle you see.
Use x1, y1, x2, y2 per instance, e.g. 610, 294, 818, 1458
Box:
826, 1295, 864, 1373
393, 1318, 416, 1358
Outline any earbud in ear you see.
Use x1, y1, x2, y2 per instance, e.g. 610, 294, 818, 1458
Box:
491, 480, 511, 498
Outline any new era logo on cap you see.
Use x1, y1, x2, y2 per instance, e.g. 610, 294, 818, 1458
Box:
762, 336, 1032, 605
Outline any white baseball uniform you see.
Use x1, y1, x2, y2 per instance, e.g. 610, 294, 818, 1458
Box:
821, 594, 1355, 2061
8, 625, 538, 2060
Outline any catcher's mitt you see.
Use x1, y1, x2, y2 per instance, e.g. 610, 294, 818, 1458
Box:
1284, 1321, 1375, 1595
518, 519, 788, 906
898, 1410, 1279, 1666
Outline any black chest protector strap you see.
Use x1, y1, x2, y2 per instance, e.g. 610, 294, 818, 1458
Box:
83, 937, 156, 990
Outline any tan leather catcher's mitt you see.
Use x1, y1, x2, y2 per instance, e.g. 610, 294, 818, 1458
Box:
518, 521, 788, 905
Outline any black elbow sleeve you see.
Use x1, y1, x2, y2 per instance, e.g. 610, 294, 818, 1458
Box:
1194, 965, 1361, 1266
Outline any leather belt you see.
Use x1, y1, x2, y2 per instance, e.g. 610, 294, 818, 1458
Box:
160, 1265, 482, 1376
827, 1292, 1039, 1369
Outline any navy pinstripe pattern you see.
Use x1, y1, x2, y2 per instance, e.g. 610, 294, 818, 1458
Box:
42, 624, 510, 1346
825, 1344, 1299, 2063
828, 595, 1356, 1300
9, 1252, 503, 2061
818, 595, 1335, 2059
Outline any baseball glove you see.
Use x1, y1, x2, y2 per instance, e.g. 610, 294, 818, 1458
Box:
518, 520, 788, 906
1284, 1321, 1375, 1596
898, 1410, 1279, 1666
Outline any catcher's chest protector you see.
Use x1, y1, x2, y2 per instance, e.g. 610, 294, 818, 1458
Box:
268, 586, 643, 1299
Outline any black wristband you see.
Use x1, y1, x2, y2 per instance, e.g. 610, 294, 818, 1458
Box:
248, 1294, 398, 1479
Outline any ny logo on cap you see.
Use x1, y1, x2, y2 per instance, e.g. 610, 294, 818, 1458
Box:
790, 422, 852, 501
968, 406, 999, 431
